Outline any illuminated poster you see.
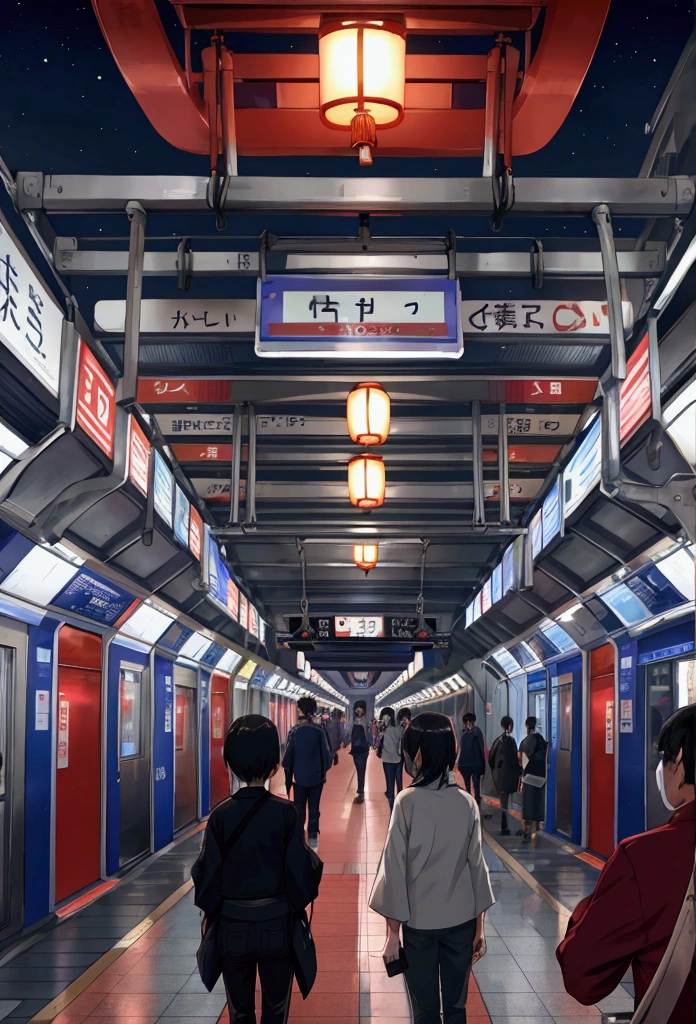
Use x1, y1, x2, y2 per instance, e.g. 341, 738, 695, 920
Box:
605, 700, 614, 755
128, 418, 150, 497
620, 333, 651, 444
239, 593, 249, 632
248, 605, 259, 638
173, 486, 190, 548
57, 700, 69, 768
189, 505, 203, 560
153, 451, 174, 527
75, 338, 116, 458
227, 578, 239, 621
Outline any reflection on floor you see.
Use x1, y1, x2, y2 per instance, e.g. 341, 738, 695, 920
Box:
1, 754, 637, 1024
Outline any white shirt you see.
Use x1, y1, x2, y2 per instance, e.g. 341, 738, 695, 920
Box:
369, 779, 495, 930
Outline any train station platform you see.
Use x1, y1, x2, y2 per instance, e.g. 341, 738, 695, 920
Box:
0, 756, 635, 1024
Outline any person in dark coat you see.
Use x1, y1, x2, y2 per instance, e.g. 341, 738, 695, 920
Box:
487, 716, 521, 836
557, 705, 696, 1022
457, 712, 486, 809
321, 708, 344, 762
282, 696, 333, 849
192, 715, 322, 1024
517, 716, 547, 842
349, 699, 372, 803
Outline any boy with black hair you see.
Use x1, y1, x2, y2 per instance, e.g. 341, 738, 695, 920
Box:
558, 704, 696, 1022
488, 715, 521, 836
282, 695, 332, 848
457, 712, 487, 810
349, 700, 371, 803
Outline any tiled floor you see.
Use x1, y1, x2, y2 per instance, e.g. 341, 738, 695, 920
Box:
3, 756, 636, 1024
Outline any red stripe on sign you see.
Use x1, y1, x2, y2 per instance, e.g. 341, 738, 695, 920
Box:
171, 443, 234, 462
137, 379, 232, 403
267, 322, 449, 337
620, 333, 651, 443
482, 445, 562, 463
495, 379, 597, 404
75, 339, 116, 459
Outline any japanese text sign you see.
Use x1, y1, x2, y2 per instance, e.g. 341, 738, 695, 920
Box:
137, 379, 232, 404
128, 418, 150, 497
257, 275, 463, 358
461, 299, 633, 336
0, 213, 64, 397
620, 333, 651, 444
94, 298, 256, 334
75, 338, 116, 458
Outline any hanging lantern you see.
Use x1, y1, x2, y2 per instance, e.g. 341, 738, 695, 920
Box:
346, 382, 391, 445
318, 19, 406, 166
348, 453, 386, 508
353, 542, 379, 574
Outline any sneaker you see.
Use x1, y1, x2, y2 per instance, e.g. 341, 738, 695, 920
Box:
355, 794, 365, 804
308, 835, 318, 850
500, 828, 511, 836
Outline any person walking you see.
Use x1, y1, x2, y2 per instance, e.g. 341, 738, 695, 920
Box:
457, 713, 486, 810
282, 696, 333, 849
487, 716, 521, 836
191, 715, 322, 1024
370, 712, 495, 1024
377, 706, 403, 811
348, 700, 371, 803
397, 707, 411, 784
322, 708, 344, 764
518, 716, 547, 842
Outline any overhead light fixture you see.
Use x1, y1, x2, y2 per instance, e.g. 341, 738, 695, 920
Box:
353, 542, 379, 574
346, 382, 391, 445
348, 453, 386, 508
318, 19, 406, 166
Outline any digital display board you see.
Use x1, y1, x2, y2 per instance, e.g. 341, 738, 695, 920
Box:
564, 413, 601, 516
503, 545, 515, 595
598, 583, 650, 627
335, 616, 385, 638
207, 533, 233, 615
153, 452, 174, 527
541, 479, 562, 550
491, 564, 503, 606
481, 579, 492, 615
53, 570, 135, 626
625, 563, 687, 617
531, 511, 543, 560
173, 486, 190, 548
465, 602, 474, 629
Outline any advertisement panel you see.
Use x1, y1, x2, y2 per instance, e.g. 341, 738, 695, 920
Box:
173, 486, 190, 547
128, 418, 150, 497
153, 452, 174, 527
541, 479, 562, 550
239, 593, 249, 632
137, 379, 232, 404
619, 333, 651, 444
463, 300, 632, 337
53, 571, 136, 625
75, 338, 116, 458
563, 414, 601, 516
189, 505, 203, 560
227, 578, 239, 621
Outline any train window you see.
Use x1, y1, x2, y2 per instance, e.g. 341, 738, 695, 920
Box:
646, 661, 674, 771
559, 685, 572, 750
119, 668, 142, 759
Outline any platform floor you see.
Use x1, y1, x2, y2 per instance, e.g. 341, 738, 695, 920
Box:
0, 755, 635, 1024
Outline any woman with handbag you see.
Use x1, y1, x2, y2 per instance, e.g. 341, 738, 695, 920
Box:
191, 715, 323, 1024
369, 712, 495, 1024
377, 706, 404, 811
517, 717, 547, 843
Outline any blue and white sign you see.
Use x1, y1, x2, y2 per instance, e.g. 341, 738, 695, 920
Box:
173, 485, 190, 547
0, 213, 64, 397
502, 544, 515, 595
256, 275, 463, 359
638, 641, 695, 665
542, 479, 562, 550
563, 414, 601, 516
53, 570, 135, 625
207, 531, 232, 614
153, 452, 174, 527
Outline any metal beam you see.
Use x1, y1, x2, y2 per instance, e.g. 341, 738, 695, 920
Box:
120, 201, 146, 405
196, 479, 542, 501
215, 523, 526, 538
18, 173, 695, 216
52, 244, 663, 278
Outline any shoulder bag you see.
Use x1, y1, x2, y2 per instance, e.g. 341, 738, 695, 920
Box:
601, 828, 696, 1024
196, 791, 271, 992
291, 842, 323, 998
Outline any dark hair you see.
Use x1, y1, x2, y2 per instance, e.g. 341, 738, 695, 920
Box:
463, 712, 476, 724
223, 715, 280, 783
354, 700, 367, 712
525, 716, 537, 732
501, 716, 513, 731
297, 696, 317, 716
380, 706, 396, 726
658, 705, 696, 785
397, 707, 412, 722
403, 712, 456, 788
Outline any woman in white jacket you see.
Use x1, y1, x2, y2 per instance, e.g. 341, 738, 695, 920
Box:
369, 712, 495, 1024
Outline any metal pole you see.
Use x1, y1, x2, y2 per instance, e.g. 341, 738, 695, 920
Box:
471, 401, 486, 525
121, 201, 146, 405
482, 45, 501, 178
229, 405, 242, 527
600, 380, 622, 496
245, 403, 257, 527
220, 48, 238, 177
498, 402, 510, 524
647, 314, 662, 420
592, 204, 626, 382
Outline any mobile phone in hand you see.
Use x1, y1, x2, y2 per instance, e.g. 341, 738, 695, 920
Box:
383, 946, 409, 977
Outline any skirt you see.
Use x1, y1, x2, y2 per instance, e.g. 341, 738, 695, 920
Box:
521, 778, 546, 822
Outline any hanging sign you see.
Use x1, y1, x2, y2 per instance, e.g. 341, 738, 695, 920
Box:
501, 380, 597, 405
227, 578, 239, 621
189, 505, 203, 560
153, 452, 174, 527
257, 275, 463, 358
605, 700, 615, 755
128, 418, 150, 497
462, 299, 632, 336
155, 414, 234, 437
620, 333, 651, 443
0, 214, 64, 397
173, 485, 190, 548
171, 443, 234, 463
248, 605, 259, 638
75, 339, 116, 458
94, 297, 256, 334
57, 699, 69, 768
239, 593, 249, 631
137, 379, 232, 404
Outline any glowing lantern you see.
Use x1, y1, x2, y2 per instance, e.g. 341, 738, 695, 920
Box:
353, 543, 379, 574
346, 382, 391, 445
319, 19, 406, 166
348, 454, 385, 508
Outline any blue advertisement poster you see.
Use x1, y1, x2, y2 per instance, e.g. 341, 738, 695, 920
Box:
625, 563, 685, 618
541, 479, 561, 549
173, 485, 190, 548
564, 414, 601, 515
158, 621, 194, 655
207, 535, 231, 611
201, 641, 226, 667
154, 452, 174, 527
53, 571, 135, 625
502, 545, 514, 594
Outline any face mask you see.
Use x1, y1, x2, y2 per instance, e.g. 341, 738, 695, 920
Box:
656, 760, 677, 812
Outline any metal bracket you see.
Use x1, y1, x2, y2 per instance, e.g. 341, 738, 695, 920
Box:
176, 237, 192, 291
228, 405, 243, 529
530, 239, 544, 289
142, 437, 156, 547
244, 403, 257, 530
497, 403, 510, 524
592, 204, 626, 382
611, 474, 696, 543
471, 401, 486, 526
446, 229, 457, 281
119, 201, 147, 408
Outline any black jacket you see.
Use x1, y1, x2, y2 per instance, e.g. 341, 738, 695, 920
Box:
191, 787, 321, 916
282, 719, 333, 789
488, 732, 521, 794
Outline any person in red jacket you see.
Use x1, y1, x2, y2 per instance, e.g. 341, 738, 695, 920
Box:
557, 704, 696, 1021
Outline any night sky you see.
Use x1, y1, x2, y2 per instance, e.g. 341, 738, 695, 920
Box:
0, 1, 694, 315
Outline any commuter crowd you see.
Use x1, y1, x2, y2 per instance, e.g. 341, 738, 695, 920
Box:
191, 700, 696, 1024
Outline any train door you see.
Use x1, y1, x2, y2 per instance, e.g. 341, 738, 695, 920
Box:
174, 665, 198, 831
118, 663, 151, 867
210, 671, 231, 807
588, 645, 615, 857
554, 674, 573, 836
56, 626, 102, 904
0, 620, 26, 943
646, 652, 696, 829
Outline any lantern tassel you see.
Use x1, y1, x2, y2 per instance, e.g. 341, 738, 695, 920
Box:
351, 110, 376, 166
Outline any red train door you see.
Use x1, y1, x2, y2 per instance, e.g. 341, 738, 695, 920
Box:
210, 672, 230, 807
55, 626, 102, 904
588, 644, 616, 858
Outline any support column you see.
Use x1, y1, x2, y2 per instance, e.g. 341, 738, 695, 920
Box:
121, 201, 146, 406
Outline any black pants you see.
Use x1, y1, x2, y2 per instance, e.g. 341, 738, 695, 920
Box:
220, 915, 293, 1024
500, 790, 511, 830
382, 761, 403, 809
293, 782, 323, 837
402, 919, 477, 1024
352, 749, 369, 794
459, 768, 482, 805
